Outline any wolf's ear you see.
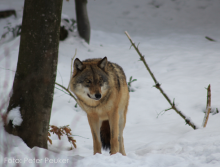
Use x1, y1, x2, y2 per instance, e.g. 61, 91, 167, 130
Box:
98, 57, 108, 70
74, 58, 84, 71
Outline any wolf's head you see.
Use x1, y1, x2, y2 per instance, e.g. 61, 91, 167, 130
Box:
69, 57, 109, 101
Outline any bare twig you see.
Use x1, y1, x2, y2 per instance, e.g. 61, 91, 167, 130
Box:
205, 36, 216, 42
56, 50, 78, 103
55, 86, 71, 96
125, 31, 198, 130
156, 109, 166, 118
55, 82, 77, 102
57, 69, 63, 85
0, 67, 15, 72
68, 49, 77, 89
202, 84, 211, 127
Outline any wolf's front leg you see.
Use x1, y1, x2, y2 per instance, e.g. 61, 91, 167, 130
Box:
87, 114, 102, 154
118, 110, 126, 156
108, 111, 119, 155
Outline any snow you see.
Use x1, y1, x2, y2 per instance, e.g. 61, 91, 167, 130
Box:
7, 107, 22, 127
0, 0, 220, 166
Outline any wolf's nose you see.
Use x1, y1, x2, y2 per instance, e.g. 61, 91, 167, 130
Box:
95, 93, 101, 99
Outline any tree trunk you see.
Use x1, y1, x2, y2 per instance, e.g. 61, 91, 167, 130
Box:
5, 0, 63, 149
75, 0, 91, 44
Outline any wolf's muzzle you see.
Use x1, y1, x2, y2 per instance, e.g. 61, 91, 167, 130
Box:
87, 93, 102, 100
95, 93, 101, 99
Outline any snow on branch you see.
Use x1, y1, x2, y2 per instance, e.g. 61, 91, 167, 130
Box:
124, 31, 198, 130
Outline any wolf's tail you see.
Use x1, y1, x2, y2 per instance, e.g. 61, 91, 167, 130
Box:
100, 120, 110, 150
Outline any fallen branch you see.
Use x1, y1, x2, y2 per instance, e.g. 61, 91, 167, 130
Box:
125, 31, 198, 130
202, 84, 211, 127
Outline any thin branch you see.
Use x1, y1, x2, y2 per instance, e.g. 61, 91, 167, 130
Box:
68, 49, 77, 90
125, 31, 198, 130
71, 134, 89, 139
0, 67, 15, 72
156, 109, 166, 118
216, 108, 219, 114
55, 82, 77, 102
205, 36, 216, 42
57, 69, 63, 86
56, 50, 78, 103
202, 84, 211, 127
55, 87, 71, 96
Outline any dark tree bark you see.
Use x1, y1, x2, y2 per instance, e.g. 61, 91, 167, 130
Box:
5, 0, 63, 149
75, 0, 91, 44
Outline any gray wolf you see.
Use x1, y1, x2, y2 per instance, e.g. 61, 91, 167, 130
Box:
69, 57, 129, 155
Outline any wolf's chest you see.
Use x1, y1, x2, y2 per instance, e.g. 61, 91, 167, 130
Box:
78, 100, 114, 121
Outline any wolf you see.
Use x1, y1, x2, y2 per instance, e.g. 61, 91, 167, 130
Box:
69, 57, 129, 155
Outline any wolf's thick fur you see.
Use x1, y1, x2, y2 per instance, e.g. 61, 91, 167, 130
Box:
69, 57, 129, 155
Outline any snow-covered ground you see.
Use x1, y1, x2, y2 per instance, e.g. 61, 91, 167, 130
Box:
0, 0, 220, 166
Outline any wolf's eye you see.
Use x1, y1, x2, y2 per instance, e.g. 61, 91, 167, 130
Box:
85, 79, 91, 83
99, 78, 103, 85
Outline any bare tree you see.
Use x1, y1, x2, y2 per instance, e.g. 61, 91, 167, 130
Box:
75, 0, 91, 43
5, 0, 63, 149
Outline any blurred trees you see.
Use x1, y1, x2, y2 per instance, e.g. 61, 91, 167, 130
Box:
75, 0, 91, 43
